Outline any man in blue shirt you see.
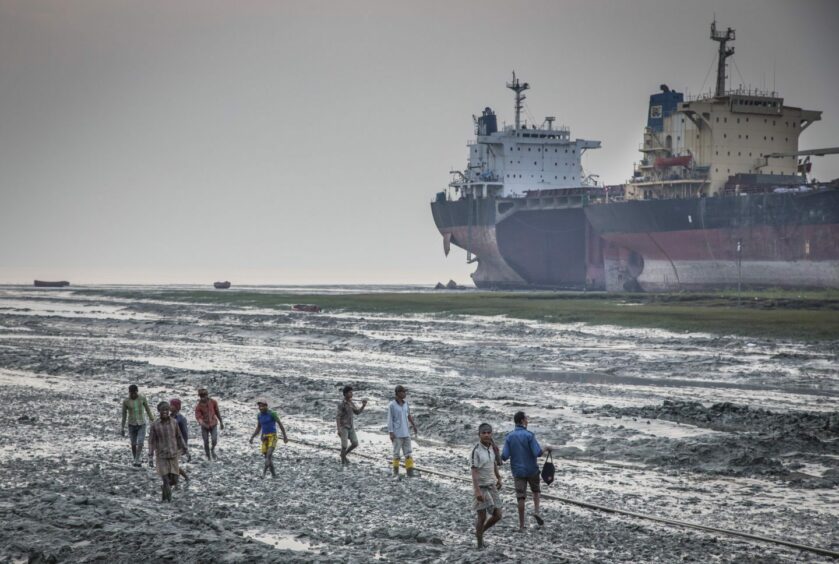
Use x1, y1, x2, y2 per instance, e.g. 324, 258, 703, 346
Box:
501, 411, 552, 531
249, 400, 288, 478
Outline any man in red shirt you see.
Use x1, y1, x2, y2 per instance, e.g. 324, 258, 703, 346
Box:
195, 388, 224, 460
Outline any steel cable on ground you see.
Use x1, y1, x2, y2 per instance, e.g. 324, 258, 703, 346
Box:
286, 437, 839, 560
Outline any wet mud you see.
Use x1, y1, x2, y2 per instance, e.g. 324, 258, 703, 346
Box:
0, 286, 837, 562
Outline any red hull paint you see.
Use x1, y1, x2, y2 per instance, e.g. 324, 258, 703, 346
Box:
601, 224, 839, 263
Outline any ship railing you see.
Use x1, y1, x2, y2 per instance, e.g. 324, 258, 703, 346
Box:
683, 87, 780, 102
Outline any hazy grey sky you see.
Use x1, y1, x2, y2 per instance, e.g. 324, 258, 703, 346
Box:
1, 0, 837, 285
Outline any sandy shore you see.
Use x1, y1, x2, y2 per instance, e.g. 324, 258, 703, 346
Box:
0, 287, 837, 562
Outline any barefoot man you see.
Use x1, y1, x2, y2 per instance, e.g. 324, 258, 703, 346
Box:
471, 423, 503, 548
195, 388, 224, 460
249, 400, 288, 478
501, 411, 553, 531
336, 385, 367, 465
148, 401, 187, 502
120, 384, 155, 467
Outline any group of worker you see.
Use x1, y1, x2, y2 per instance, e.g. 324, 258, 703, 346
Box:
121, 382, 552, 548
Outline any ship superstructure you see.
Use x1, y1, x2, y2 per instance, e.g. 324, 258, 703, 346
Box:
585, 21, 839, 291
432, 74, 606, 289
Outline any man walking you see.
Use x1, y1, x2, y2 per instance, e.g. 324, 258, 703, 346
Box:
336, 385, 367, 465
195, 388, 224, 460
169, 398, 191, 481
471, 423, 503, 548
148, 401, 187, 502
249, 400, 288, 478
388, 385, 418, 477
120, 384, 155, 467
501, 411, 552, 531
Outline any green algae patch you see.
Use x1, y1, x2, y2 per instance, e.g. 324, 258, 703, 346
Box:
79, 289, 839, 341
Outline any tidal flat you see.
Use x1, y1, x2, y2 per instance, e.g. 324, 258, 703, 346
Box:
0, 286, 837, 562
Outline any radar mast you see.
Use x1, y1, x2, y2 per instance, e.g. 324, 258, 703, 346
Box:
506, 72, 530, 130
710, 20, 736, 97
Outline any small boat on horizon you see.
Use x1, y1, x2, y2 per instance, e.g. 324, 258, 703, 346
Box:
291, 304, 321, 313
213, 281, 231, 289
34, 280, 70, 288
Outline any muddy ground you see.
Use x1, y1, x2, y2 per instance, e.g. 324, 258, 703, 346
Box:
0, 286, 837, 562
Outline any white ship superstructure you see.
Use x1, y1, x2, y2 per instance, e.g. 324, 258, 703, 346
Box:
450, 73, 601, 199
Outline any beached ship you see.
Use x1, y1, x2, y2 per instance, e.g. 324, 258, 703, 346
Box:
431, 74, 606, 289
34, 280, 70, 287
213, 281, 231, 289
584, 22, 839, 291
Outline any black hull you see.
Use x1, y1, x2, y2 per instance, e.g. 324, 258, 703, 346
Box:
431, 197, 605, 289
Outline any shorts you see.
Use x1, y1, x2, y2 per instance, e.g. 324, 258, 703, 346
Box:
514, 472, 541, 500
472, 484, 501, 513
261, 433, 277, 454
156, 455, 179, 477
339, 428, 358, 450
392, 436, 412, 458
128, 424, 145, 447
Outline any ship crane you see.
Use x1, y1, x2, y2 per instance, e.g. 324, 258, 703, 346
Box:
758, 146, 839, 173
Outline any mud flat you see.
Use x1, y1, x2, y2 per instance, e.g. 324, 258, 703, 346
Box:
0, 286, 837, 562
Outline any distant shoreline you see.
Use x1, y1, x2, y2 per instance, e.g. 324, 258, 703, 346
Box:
70, 287, 839, 341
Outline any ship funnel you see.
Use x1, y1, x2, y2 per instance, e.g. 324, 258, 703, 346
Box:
477, 107, 498, 136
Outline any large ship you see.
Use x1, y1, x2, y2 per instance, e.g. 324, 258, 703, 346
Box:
431, 74, 607, 289
584, 21, 839, 291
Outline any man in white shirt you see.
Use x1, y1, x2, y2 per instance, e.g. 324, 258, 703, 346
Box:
387, 385, 418, 477
471, 422, 503, 548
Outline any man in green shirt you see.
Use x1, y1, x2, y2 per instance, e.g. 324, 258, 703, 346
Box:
121, 384, 155, 467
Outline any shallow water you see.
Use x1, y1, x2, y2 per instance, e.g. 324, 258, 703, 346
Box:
0, 286, 836, 562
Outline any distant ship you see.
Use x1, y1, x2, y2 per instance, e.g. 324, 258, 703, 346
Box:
431, 73, 607, 289
34, 280, 70, 287
584, 21, 839, 291
213, 281, 231, 289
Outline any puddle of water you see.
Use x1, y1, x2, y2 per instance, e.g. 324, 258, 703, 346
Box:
243, 529, 315, 552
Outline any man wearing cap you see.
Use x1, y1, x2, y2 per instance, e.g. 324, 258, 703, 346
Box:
501, 411, 553, 530
120, 384, 155, 467
249, 400, 288, 478
471, 423, 503, 548
387, 385, 418, 477
195, 388, 224, 460
148, 401, 187, 502
336, 385, 368, 465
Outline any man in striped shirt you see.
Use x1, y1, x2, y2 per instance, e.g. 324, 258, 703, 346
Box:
148, 401, 187, 502
120, 384, 155, 467
471, 423, 503, 548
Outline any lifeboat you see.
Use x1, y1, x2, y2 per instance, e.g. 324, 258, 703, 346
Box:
654, 155, 692, 168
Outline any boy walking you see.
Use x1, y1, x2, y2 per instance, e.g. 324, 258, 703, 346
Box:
148, 401, 187, 502
120, 384, 155, 467
336, 385, 367, 464
471, 423, 503, 548
387, 385, 418, 477
195, 388, 224, 460
249, 400, 288, 478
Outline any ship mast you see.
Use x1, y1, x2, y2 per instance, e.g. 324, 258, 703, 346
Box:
710, 20, 735, 97
506, 72, 530, 130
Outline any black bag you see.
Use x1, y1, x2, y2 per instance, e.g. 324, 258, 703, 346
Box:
541, 452, 555, 485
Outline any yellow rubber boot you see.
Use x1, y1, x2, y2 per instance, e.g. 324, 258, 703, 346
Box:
392, 458, 400, 477
405, 457, 416, 477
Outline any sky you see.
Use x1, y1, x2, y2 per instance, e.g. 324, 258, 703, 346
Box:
1, 0, 837, 285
